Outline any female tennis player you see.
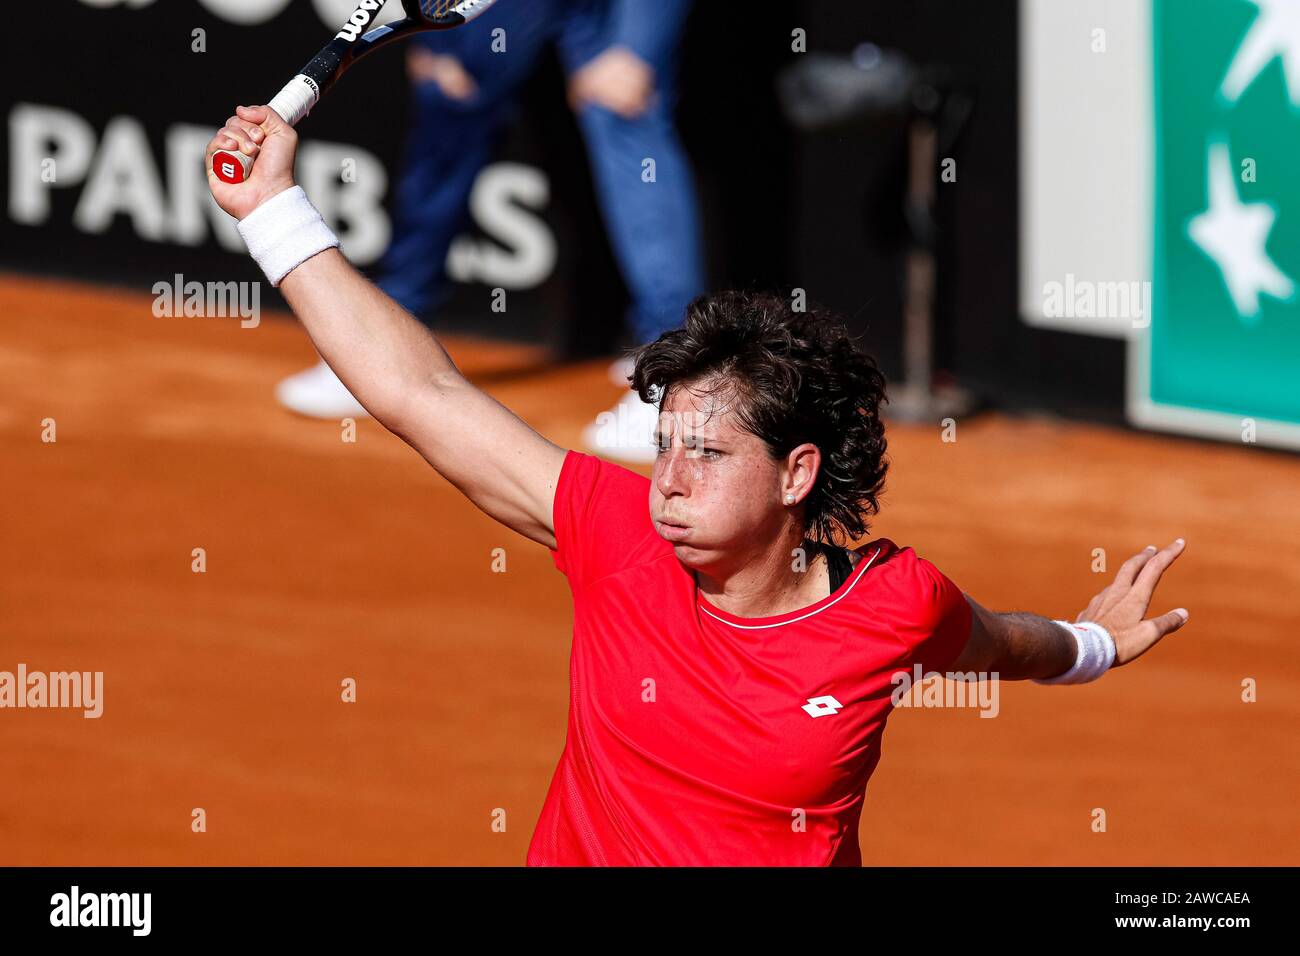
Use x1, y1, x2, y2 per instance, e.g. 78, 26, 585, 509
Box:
207, 105, 1189, 866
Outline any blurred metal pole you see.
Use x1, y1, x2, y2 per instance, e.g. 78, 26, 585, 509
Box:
775, 47, 978, 424
886, 115, 976, 423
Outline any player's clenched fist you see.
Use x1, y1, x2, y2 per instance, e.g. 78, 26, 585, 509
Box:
205, 105, 298, 221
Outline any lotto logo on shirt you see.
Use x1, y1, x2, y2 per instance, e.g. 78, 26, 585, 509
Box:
801, 695, 843, 718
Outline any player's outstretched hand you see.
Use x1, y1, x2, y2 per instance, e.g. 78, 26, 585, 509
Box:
1075, 539, 1189, 667
205, 105, 298, 221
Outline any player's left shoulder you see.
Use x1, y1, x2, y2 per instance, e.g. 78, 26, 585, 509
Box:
854, 538, 961, 612
848, 537, 902, 574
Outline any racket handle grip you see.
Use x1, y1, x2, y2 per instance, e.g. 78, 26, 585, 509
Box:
210, 75, 320, 186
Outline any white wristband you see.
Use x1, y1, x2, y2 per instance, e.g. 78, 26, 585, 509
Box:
236, 185, 339, 287
1034, 621, 1116, 685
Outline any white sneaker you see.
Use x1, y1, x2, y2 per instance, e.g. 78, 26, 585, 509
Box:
582, 389, 661, 463
608, 354, 636, 389
275, 360, 369, 419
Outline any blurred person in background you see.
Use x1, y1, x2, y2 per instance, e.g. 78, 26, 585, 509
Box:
275, 0, 704, 463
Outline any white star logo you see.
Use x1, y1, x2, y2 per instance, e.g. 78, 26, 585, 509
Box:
1187, 141, 1295, 321
1220, 0, 1300, 106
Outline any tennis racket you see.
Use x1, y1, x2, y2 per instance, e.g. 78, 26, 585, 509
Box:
211, 0, 499, 186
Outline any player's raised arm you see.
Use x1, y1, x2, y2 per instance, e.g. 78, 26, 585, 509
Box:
950, 539, 1190, 682
206, 105, 566, 551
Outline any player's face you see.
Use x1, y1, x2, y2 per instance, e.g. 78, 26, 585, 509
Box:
649, 379, 809, 571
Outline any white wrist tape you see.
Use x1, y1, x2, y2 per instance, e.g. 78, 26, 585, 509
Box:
1034, 621, 1116, 685
236, 185, 339, 287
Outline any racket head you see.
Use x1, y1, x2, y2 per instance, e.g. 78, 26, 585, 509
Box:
404, 0, 499, 28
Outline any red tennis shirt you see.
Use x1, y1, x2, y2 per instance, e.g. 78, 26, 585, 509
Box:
526, 449, 972, 866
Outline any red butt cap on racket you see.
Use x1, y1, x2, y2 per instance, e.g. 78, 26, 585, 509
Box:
212, 149, 254, 185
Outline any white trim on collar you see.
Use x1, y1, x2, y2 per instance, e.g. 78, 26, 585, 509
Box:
697, 546, 884, 630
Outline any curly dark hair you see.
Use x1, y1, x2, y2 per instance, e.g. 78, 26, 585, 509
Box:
629, 290, 890, 546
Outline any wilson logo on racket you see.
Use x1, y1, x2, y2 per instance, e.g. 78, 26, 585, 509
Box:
336, 0, 384, 42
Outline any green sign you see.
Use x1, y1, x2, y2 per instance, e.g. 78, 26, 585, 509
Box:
1134, 0, 1300, 448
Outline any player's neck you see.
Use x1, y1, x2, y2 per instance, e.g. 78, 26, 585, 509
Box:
695, 532, 840, 619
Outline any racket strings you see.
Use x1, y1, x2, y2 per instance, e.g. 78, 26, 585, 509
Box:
420, 0, 458, 19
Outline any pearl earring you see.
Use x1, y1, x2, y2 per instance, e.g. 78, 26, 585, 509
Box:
784, 493, 796, 505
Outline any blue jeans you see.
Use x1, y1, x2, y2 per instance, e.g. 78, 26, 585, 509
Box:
376, 0, 704, 345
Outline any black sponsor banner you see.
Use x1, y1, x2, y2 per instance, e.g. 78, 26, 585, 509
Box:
0, 867, 1284, 940
0, 0, 616, 354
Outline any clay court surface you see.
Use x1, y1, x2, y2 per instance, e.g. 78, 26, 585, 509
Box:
1, 272, 1296, 866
